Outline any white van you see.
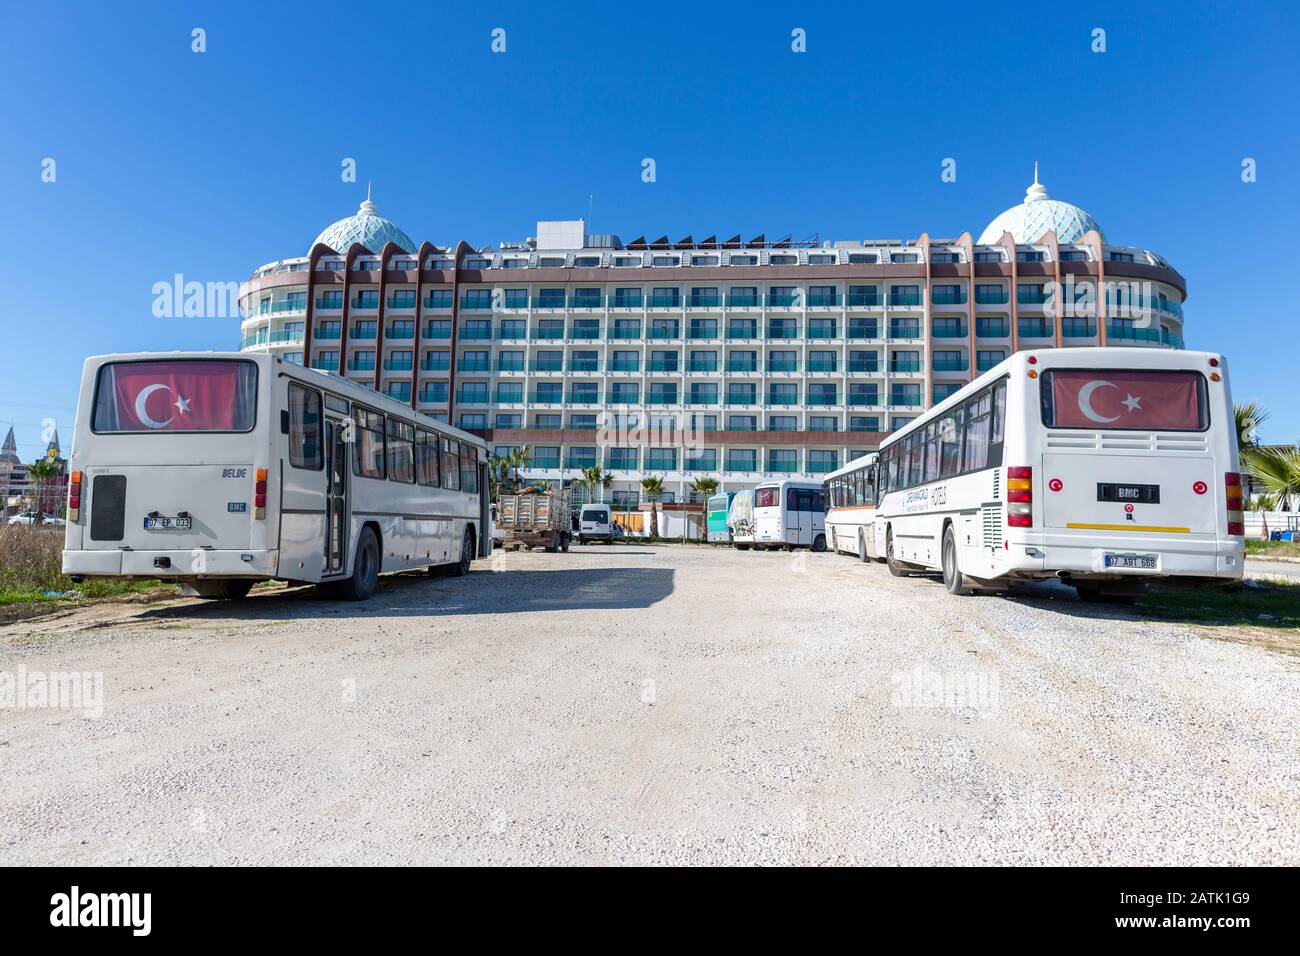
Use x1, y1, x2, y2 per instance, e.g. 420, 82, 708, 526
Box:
578, 503, 613, 544
753, 480, 827, 551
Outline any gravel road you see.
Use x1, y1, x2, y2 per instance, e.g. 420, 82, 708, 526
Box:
2, 544, 1297, 865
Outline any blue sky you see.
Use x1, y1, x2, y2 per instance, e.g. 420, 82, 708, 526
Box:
1, 1, 1297, 457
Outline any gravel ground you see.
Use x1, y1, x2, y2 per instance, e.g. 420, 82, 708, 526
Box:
2, 544, 1297, 866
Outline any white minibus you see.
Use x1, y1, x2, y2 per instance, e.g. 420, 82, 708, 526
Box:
752, 479, 826, 551
727, 489, 756, 549
62, 352, 490, 601
822, 453, 879, 561
872, 348, 1245, 600
578, 503, 613, 544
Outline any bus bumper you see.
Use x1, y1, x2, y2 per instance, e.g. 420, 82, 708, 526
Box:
62, 549, 279, 579
1002, 534, 1245, 582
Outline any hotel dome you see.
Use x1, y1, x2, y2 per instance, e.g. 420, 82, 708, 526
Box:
311, 187, 415, 253
977, 166, 1105, 245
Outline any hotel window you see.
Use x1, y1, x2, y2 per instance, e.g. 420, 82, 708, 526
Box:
767, 383, 799, 405
691, 255, 720, 266
728, 286, 759, 306
727, 351, 757, 371
389, 319, 415, 339
728, 415, 757, 431
349, 350, 376, 371
458, 382, 489, 403
533, 382, 563, 402
1017, 283, 1048, 304
385, 350, 414, 371
317, 291, 343, 309
532, 350, 563, 371
532, 446, 561, 468
651, 256, 679, 267
848, 383, 879, 406
570, 350, 599, 372
612, 288, 643, 307
648, 384, 678, 405
613, 256, 642, 268
425, 289, 452, 308
283, 352, 303, 366
975, 317, 1008, 337
729, 254, 757, 265
422, 350, 450, 371
462, 257, 491, 269
769, 254, 797, 265
807, 254, 836, 265
314, 350, 339, 370
768, 286, 797, 307
850, 415, 880, 432
388, 289, 415, 308
385, 381, 412, 402
688, 383, 719, 405
689, 287, 720, 307
503, 289, 528, 308
767, 317, 798, 338
534, 415, 561, 429
684, 448, 718, 471
460, 350, 490, 371
768, 351, 798, 372
536, 288, 565, 308
610, 351, 639, 372
317, 260, 345, 271
649, 351, 678, 372
494, 414, 521, 429
931, 284, 964, 305
1107, 251, 1135, 263
932, 317, 965, 338
354, 259, 380, 271
890, 351, 921, 373
1059, 250, 1087, 262
847, 253, 878, 264
426, 257, 453, 270
726, 449, 757, 472
1016, 250, 1045, 263
890, 383, 922, 406
727, 383, 757, 405
767, 449, 799, 472
889, 317, 920, 338
847, 285, 878, 306
498, 319, 526, 339
976, 350, 1006, 372
458, 413, 487, 429
809, 450, 839, 472
974, 283, 1007, 304
890, 253, 918, 264
889, 285, 921, 306
848, 316, 878, 339
930, 252, 959, 263
645, 448, 677, 470
650, 287, 681, 307
689, 350, 718, 372
354, 320, 378, 339
890, 417, 912, 431
574, 256, 600, 267
932, 350, 965, 372
419, 382, 448, 403
461, 289, 492, 309
807, 383, 838, 406
566, 446, 599, 469
932, 384, 962, 404
572, 288, 602, 308
650, 318, 679, 338
353, 290, 379, 309
808, 351, 837, 372
570, 414, 597, 429
610, 383, 640, 404
807, 317, 837, 338
848, 350, 878, 373
500, 258, 527, 269
496, 382, 524, 403
536, 257, 566, 268
689, 414, 718, 431
611, 318, 642, 338
809, 415, 838, 432
973, 251, 1002, 263
606, 447, 639, 470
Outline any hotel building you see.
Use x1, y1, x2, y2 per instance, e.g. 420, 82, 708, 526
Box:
238, 173, 1188, 503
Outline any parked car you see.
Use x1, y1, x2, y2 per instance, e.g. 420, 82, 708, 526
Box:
7, 511, 64, 526
578, 504, 613, 544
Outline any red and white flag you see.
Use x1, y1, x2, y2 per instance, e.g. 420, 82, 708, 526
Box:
1050, 369, 1202, 429
110, 360, 243, 431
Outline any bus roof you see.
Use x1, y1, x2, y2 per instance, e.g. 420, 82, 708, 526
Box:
879, 346, 1225, 450
823, 452, 878, 482
82, 351, 488, 450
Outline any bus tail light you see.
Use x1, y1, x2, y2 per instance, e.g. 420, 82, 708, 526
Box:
1225, 471, 1244, 536
1007, 466, 1033, 527
67, 470, 83, 523
254, 468, 267, 520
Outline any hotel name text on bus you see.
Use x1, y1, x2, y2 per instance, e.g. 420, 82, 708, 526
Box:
62, 352, 491, 601
871, 347, 1244, 600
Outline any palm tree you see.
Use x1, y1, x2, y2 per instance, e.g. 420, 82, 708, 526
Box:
24, 458, 63, 525
640, 475, 664, 539
580, 465, 613, 506
1234, 401, 1270, 454
1244, 444, 1300, 518
689, 476, 720, 540
1246, 491, 1279, 540
505, 444, 533, 491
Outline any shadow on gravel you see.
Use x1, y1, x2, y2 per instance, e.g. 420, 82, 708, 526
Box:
131, 566, 674, 622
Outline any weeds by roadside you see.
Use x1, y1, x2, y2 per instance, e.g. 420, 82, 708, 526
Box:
1138, 580, 1300, 632
1245, 539, 1300, 559
0, 524, 172, 607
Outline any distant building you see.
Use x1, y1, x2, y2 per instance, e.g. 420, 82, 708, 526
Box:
1, 426, 67, 516
238, 171, 1188, 504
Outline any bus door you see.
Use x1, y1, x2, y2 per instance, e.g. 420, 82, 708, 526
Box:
786, 487, 803, 544
324, 419, 349, 575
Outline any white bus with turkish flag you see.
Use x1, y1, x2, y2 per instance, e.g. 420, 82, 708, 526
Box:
62, 352, 490, 600
871, 347, 1245, 601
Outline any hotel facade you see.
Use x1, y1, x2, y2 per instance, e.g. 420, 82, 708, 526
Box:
238, 173, 1188, 504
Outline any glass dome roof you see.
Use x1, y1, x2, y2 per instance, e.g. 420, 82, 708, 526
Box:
311, 187, 415, 253
977, 166, 1105, 245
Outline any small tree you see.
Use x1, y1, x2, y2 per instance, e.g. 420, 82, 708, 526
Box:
1245, 444, 1300, 517
25, 458, 63, 525
1234, 401, 1270, 454
640, 475, 664, 539
580, 465, 613, 505
690, 476, 720, 540
506, 444, 533, 490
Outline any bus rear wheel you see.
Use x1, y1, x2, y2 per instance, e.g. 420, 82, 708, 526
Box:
450, 528, 475, 576
339, 527, 379, 601
858, 530, 871, 563
886, 528, 910, 577
941, 526, 967, 596
812, 534, 827, 553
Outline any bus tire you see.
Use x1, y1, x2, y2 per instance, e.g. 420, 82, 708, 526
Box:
885, 527, 910, 577
339, 527, 380, 601
941, 526, 967, 596
560, 533, 571, 553
812, 534, 827, 553
858, 530, 871, 563
734, 543, 750, 551
450, 528, 475, 576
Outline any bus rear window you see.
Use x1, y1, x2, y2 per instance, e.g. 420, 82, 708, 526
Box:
1041, 369, 1207, 431
755, 487, 778, 508
93, 360, 257, 433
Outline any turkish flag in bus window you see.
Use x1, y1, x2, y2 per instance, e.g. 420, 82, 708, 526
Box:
1045, 369, 1205, 431
93, 360, 258, 433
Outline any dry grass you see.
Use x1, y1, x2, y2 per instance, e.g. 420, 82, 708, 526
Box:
0, 524, 171, 606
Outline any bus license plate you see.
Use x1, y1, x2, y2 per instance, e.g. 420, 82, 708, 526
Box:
144, 516, 192, 531
1097, 482, 1160, 503
1104, 552, 1157, 570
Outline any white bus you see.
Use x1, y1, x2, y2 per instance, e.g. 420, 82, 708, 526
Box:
727, 489, 756, 549
62, 352, 490, 601
822, 453, 879, 561
872, 348, 1245, 601
752, 479, 827, 552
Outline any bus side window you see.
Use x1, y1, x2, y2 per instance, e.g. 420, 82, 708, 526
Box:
287, 383, 322, 470
988, 381, 1007, 468
460, 447, 478, 495
938, 406, 963, 479
415, 430, 440, 487
386, 418, 415, 483
440, 438, 461, 492
352, 407, 386, 479
963, 392, 992, 472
